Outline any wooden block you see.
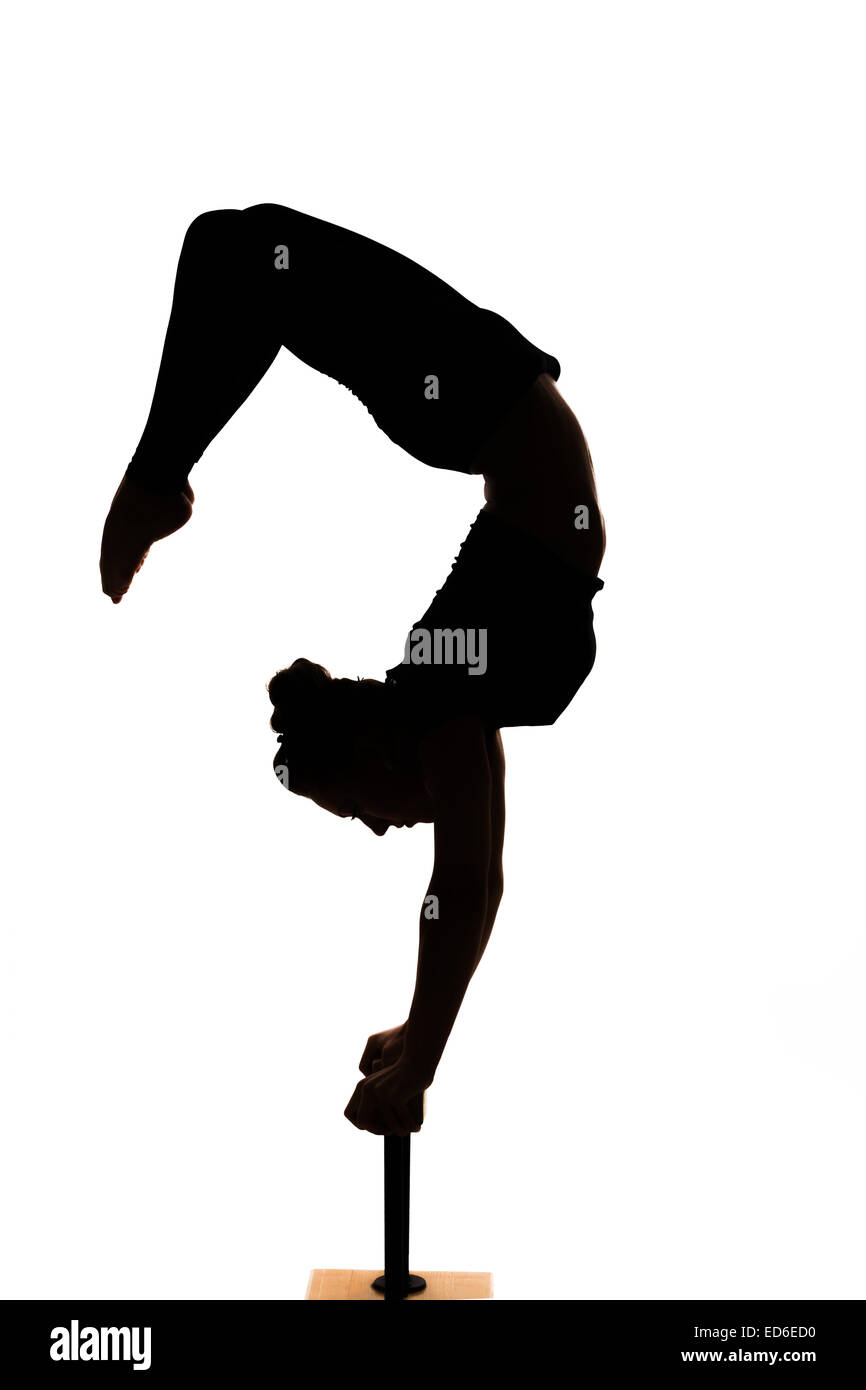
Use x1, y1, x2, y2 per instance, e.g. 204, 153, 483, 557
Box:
305, 1269, 493, 1300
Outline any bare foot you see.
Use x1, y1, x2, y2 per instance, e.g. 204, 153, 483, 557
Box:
100, 476, 194, 603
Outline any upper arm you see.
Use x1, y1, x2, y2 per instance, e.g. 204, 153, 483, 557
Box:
418, 717, 492, 898
485, 728, 505, 900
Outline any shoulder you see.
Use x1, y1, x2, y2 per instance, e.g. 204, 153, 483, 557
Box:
417, 715, 492, 804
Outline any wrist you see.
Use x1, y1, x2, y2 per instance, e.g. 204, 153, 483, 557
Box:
399, 1047, 436, 1091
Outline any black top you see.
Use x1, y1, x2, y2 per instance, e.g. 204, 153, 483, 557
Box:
384, 509, 603, 733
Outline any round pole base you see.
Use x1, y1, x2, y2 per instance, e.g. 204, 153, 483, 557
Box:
371, 1272, 427, 1296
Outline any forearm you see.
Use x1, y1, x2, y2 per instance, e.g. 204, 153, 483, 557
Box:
401, 890, 487, 1087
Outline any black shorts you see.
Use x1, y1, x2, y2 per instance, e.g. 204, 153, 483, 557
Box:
385, 508, 603, 731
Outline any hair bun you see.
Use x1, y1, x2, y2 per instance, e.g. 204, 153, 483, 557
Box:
268, 659, 332, 734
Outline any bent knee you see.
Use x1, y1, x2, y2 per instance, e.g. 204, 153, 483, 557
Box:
182, 208, 244, 254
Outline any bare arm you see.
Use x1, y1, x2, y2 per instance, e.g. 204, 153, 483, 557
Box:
345, 722, 504, 1133
400, 716, 493, 1088
473, 727, 505, 973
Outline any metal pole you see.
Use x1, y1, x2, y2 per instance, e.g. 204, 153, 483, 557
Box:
371, 1135, 427, 1298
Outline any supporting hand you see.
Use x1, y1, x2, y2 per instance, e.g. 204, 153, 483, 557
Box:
100, 476, 194, 603
344, 1060, 427, 1137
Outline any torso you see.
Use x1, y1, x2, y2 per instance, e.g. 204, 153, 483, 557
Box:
472, 373, 606, 577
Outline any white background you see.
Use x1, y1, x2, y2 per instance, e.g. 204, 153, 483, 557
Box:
1, 0, 863, 1300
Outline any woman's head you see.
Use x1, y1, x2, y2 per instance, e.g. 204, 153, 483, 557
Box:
268, 659, 432, 834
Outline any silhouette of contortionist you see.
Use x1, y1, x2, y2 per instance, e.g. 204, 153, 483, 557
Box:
100, 204, 606, 1138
